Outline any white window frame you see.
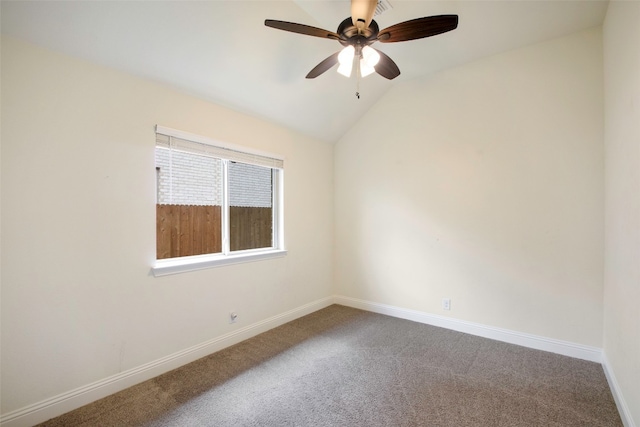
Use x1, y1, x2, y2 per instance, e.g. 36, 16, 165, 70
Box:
152, 126, 286, 277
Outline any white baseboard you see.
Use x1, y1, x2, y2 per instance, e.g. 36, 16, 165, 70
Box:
0, 296, 334, 427
334, 295, 603, 363
602, 353, 637, 427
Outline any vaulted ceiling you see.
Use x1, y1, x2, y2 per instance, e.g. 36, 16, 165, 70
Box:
1, 1, 608, 143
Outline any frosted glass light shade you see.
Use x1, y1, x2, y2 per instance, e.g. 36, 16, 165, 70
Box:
361, 46, 380, 67
360, 60, 376, 77
337, 46, 355, 77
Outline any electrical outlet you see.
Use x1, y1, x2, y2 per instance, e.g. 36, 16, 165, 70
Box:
442, 298, 451, 311
229, 312, 238, 324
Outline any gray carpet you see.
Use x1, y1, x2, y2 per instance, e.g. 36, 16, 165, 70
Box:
37, 305, 622, 426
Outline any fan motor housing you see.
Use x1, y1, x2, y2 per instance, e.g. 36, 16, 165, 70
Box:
337, 17, 379, 47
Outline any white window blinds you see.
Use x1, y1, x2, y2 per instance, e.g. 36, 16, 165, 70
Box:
155, 126, 284, 170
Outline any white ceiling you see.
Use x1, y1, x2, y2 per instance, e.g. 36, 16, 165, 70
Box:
1, 0, 608, 143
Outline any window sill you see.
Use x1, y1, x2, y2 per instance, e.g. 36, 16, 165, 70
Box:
152, 249, 287, 277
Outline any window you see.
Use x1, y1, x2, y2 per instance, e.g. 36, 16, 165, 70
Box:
152, 126, 285, 276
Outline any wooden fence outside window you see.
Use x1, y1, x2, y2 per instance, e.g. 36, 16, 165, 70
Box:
156, 204, 272, 259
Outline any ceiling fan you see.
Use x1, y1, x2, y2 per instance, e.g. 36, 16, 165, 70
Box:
265, 0, 458, 80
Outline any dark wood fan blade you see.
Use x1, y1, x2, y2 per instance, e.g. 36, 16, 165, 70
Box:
265, 20, 339, 40
378, 15, 458, 43
306, 52, 340, 79
374, 49, 400, 80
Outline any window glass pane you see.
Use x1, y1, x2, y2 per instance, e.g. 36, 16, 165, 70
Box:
155, 147, 222, 259
229, 161, 273, 251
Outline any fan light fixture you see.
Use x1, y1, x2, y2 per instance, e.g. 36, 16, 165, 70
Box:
265, 0, 459, 87
337, 45, 380, 78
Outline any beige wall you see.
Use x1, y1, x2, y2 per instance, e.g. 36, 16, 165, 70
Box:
603, 0, 640, 422
335, 28, 604, 346
0, 37, 334, 413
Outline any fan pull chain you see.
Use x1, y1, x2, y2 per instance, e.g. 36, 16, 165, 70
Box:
355, 56, 361, 99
